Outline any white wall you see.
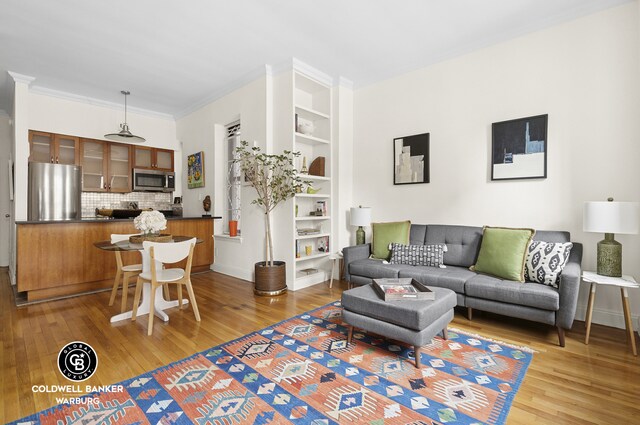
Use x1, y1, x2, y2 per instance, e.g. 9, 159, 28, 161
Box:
176, 76, 269, 282
334, 84, 354, 250
353, 3, 640, 329
0, 114, 11, 266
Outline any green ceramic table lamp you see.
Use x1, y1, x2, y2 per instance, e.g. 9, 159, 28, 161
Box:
350, 206, 372, 245
583, 198, 639, 277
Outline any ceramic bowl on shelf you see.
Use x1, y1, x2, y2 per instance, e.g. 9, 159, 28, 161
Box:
297, 122, 315, 135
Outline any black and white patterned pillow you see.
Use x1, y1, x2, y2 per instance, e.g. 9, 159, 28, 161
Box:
524, 241, 573, 288
388, 243, 447, 267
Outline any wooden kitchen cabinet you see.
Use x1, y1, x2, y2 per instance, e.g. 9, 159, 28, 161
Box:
80, 139, 132, 192
133, 146, 174, 171
29, 131, 79, 165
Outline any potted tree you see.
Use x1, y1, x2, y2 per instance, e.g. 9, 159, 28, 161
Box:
235, 141, 307, 295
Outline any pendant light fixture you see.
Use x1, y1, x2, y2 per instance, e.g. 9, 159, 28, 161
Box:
104, 90, 146, 143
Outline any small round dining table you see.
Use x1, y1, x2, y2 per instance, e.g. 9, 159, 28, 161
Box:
94, 236, 202, 324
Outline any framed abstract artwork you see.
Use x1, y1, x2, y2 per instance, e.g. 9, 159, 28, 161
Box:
187, 151, 205, 188
393, 133, 429, 185
491, 114, 548, 181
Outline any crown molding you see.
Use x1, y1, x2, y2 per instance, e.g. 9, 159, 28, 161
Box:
7, 71, 36, 85
175, 65, 269, 119
292, 58, 333, 87
338, 76, 354, 90
28, 86, 174, 120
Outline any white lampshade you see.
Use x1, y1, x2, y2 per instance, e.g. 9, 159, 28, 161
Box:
350, 207, 372, 227
583, 201, 640, 234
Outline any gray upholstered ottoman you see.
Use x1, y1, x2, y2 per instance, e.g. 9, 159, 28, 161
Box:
341, 284, 457, 367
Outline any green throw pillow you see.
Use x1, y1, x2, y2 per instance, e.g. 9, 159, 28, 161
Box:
371, 221, 411, 260
471, 226, 535, 282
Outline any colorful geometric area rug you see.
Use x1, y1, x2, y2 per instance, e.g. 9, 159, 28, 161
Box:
13, 301, 533, 425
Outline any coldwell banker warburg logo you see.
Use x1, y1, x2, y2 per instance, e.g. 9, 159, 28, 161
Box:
57, 341, 98, 381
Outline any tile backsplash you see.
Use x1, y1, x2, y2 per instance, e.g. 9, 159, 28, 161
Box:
82, 192, 172, 217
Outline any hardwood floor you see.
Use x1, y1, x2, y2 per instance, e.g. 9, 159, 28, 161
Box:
1, 269, 639, 424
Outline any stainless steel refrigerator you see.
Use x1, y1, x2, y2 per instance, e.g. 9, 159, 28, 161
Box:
28, 162, 82, 221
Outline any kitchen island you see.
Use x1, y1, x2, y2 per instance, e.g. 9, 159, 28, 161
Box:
15, 216, 221, 301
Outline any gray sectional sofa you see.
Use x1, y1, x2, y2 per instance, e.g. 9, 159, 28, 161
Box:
342, 224, 583, 346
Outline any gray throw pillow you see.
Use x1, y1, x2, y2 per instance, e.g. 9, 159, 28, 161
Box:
524, 241, 573, 288
388, 243, 447, 267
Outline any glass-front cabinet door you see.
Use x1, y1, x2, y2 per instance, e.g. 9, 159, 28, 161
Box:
133, 146, 153, 169
80, 139, 107, 192
29, 131, 54, 163
108, 144, 131, 192
155, 149, 174, 171
54, 135, 79, 165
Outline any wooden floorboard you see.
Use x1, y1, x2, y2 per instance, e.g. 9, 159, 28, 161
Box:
1, 269, 639, 424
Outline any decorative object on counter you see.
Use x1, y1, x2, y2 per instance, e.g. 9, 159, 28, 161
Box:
394, 132, 429, 185
234, 140, 307, 296
104, 90, 146, 143
202, 195, 211, 217
350, 206, 372, 245
131, 210, 169, 242
300, 156, 308, 174
306, 186, 320, 194
297, 119, 314, 135
229, 220, 238, 237
583, 197, 639, 277
491, 114, 547, 181
309, 156, 325, 176
187, 151, 205, 188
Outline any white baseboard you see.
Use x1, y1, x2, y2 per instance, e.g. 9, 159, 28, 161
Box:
211, 263, 253, 283
574, 304, 638, 331
290, 271, 330, 292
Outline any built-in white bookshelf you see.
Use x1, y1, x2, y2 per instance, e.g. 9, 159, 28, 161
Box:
292, 70, 333, 288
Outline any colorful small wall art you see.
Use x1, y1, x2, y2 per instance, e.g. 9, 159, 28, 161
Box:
491, 114, 548, 180
187, 151, 205, 189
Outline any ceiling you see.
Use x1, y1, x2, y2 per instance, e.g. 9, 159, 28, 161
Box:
0, 0, 632, 118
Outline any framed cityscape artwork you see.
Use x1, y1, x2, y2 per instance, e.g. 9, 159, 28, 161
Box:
393, 133, 429, 185
491, 114, 548, 181
187, 151, 205, 188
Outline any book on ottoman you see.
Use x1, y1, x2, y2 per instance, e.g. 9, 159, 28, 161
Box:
372, 278, 435, 301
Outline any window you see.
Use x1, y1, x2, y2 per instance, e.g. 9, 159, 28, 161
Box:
225, 121, 241, 234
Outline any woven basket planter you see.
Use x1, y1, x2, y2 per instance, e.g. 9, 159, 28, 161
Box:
254, 261, 287, 296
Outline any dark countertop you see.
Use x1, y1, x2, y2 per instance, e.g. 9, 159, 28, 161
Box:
16, 216, 222, 225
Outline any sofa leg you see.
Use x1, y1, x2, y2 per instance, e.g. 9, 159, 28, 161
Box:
557, 326, 566, 347
467, 307, 473, 321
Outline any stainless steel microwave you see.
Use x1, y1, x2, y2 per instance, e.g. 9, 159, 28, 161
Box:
132, 168, 175, 192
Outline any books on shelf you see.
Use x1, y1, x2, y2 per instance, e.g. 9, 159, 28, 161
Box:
297, 227, 320, 236
372, 278, 435, 301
